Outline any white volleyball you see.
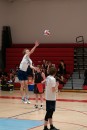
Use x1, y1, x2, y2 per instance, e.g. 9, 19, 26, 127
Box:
44, 30, 50, 36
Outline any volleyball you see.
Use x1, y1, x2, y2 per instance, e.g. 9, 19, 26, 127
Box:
44, 30, 50, 36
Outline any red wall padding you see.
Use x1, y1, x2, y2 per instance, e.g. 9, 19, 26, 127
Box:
6, 47, 74, 73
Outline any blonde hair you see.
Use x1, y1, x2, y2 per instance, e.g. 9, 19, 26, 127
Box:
22, 48, 29, 55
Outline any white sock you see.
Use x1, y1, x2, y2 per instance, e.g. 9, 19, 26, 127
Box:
26, 95, 29, 100
41, 103, 43, 106
22, 96, 25, 100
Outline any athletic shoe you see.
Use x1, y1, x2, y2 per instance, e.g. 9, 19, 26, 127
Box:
22, 99, 27, 104
50, 126, 60, 130
43, 127, 49, 130
34, 105, 38, 108
40, 105, 43, 109
26, 100, 31, 104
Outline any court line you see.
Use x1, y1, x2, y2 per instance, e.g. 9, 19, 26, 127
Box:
0, 96, 87, 103
57, 106, 87, 116
7, 109, 42, 119
29, 124, 43, 130
58, 121, 87, 128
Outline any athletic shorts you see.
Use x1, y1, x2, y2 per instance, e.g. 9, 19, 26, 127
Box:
46, 100, 56, 111
34, 84, 44, 94
17, 70, 28, 81
27, 66, 33, 77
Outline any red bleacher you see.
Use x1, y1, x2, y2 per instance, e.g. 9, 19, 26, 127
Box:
6, 46, 74, 74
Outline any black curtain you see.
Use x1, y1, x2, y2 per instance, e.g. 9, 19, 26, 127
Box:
1, 26, 12, 70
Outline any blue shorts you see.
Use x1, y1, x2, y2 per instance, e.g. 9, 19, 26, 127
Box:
27, 66, 33, 77
17, 70, 28, 81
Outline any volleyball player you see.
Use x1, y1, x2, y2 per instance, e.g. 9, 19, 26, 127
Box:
18, 41, 39, 103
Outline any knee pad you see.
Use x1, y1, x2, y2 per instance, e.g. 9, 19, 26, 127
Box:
45, 111, 54, 121
49, 110, 53, 118
45, 111, 49, 121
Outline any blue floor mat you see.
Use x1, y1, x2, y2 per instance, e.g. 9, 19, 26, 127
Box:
0, 118, 43, 130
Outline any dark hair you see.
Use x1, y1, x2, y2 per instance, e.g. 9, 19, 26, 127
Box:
49, 67, 57, 76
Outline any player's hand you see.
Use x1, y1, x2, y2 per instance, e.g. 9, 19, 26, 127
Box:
34, 67, 38, 71
35, 40, 39, 47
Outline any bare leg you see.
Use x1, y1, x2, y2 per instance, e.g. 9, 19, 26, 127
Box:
40, 94, 43, 104
44, 120, 48, 127
49, 118, 53, 125
39, 94, 43, 108
24, 80, 29, 99
35, 94, 38, 104
20, 81, 25, 98
34, 94, 38, 108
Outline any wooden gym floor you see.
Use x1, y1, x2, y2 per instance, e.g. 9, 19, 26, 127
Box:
0, 90, 87, 130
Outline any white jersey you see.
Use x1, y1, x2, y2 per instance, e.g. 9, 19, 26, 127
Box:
19, 54, 32, 71
45, 75, 56, 101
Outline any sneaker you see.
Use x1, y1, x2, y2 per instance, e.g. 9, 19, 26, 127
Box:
50, 126, 60, 130
43, 127, 49, 130
22, 99, 27, 104
40, 105, 43, 109
26, 100, 31, 104
34, 105, 38, 108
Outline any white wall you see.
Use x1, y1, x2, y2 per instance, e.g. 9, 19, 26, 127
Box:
1, 0, 87, 44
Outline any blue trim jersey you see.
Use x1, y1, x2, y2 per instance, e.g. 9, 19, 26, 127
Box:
19, 54, 32, 71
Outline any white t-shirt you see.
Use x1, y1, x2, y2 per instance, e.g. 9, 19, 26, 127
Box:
19, 54, 32, 71
45, 75, 56, 101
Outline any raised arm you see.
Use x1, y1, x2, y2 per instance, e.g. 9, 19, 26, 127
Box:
29, 41, 39, 55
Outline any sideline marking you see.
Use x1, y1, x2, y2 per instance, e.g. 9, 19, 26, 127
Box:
0, 96, 87, 103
